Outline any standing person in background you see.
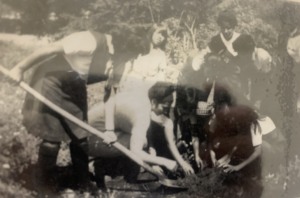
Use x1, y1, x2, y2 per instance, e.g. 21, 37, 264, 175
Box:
194, 10, 240, 71
118, 23, 168, 92
231, 34, 287, 198
179, 10, 241, 92
205, 11, 243, 98
207, 10, 240, 57
7, 30, 118, 196
232, 34, 273, 109
192, 11, 248, 102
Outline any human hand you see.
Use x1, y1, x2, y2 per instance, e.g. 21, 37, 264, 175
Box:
7, 67, 23, 85
195, 156, 204, 170
216, 154, 230, 168
149, 147, 157, 156
223, 164, 241, 173
176, 140, 189, 149
163, 159, 177, 172
181, 161, 194, 176
103, 131, 117, 145
152, 165, 165, 176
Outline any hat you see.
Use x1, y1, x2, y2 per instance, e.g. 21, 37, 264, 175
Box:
196, 81, 215, 115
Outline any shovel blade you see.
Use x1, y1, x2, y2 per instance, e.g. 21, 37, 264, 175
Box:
159, 179, 188, 189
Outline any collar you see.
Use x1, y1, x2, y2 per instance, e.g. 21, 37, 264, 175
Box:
220, 32, 240, 57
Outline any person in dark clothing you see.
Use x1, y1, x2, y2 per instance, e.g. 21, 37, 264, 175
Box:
174, 84, 212, 171
232, 34, 274, 109
196, 83, 263, 198
208, 10, 239, 55
8, 30, 117, 195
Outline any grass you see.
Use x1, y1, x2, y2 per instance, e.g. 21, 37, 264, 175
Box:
0, 40, 39, 197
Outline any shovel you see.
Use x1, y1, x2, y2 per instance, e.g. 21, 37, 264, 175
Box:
0, 65, 186, 189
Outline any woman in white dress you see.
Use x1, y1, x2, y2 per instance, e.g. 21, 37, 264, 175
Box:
118, 23, 168, 93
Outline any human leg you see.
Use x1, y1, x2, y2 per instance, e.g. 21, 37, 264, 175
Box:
69, 138, 90, 191
123, 157, 141, 183
88, 131, 132, 188
35, 140, 60, 194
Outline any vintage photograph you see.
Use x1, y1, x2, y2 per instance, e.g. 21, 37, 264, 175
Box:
0, 0, 300, 197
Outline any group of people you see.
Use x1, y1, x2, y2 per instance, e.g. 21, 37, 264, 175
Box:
7, 9, 295, 198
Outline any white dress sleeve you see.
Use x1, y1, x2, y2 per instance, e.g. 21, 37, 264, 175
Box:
257, 116, 276, 135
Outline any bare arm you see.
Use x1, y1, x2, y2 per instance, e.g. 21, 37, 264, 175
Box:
192, 136, 204, 170
236, 145, 261, 170
130, 120, 177, 171
8, 43, 63, 82
223, 145, 261, 172
210, 149, 217, 167
102, 87, 118, 144
105, 87, 115, 131
148, 147, 165, 176
192, 136, 200, 158
163, 118, 194, 175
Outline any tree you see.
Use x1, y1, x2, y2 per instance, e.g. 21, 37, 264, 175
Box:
0, 0, 287, 52
1, 0, 93, 34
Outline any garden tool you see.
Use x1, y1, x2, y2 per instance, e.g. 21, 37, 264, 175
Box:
0, 65, 187, 189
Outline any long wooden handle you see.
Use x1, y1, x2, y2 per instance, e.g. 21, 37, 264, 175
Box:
0, 65, 159, 177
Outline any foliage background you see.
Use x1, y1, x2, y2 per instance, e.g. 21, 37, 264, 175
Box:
0, 0, 288, 53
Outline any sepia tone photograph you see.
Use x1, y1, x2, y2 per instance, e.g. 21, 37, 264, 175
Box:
0, 0, 300, 197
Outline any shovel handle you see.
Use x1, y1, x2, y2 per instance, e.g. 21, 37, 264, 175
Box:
0, 65, 159, 177
0, 65, 9, 76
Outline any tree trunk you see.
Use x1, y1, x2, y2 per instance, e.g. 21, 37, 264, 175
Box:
192, 28, 197, 49
183, 34, 187, 51
175, 10, 184, 37
184, 22, 197, 50
147, 0, 155, 24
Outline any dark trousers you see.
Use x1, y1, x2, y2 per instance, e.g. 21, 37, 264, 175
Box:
93, 156, 140, 188
69, 140, 90, 190
35, 139, 90, 194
